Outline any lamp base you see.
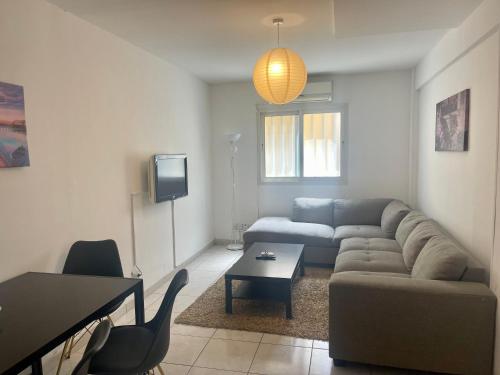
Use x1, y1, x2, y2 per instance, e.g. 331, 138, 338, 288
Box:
227, 242, 244, 251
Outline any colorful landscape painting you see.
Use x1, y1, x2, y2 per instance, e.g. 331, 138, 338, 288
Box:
435, 89, 470, 152
0, 81, 30, 167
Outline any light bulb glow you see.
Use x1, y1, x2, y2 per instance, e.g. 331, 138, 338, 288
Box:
252, 48, 307, 105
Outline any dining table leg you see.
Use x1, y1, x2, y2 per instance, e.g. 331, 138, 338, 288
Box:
134, 281, 145, 325
32, 358, 43, 375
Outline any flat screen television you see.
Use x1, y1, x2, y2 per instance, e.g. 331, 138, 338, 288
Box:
148, 154, 188, 203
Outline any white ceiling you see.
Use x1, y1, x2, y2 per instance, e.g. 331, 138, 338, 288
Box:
47, 0, 483, 83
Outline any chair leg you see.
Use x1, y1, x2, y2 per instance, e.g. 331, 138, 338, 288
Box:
157, 365, 165, 375
65, 335, 75, 359
56, 339, 70, 375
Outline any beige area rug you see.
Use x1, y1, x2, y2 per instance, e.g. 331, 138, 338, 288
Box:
174, 267, 332, 341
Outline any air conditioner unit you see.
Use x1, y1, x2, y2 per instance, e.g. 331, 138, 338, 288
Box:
293, 81, 333, 103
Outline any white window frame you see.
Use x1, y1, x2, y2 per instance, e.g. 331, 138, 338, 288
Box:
257, 102, 348, 185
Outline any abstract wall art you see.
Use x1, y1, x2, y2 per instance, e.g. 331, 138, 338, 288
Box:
0, 81, 30, 167
435, 89, 470, 152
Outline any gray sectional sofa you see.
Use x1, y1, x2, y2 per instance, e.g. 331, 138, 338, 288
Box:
243, 197, 496, 375
244, 198, 409, 265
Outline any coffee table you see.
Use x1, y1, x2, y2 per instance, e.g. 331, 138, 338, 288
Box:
225, 242, 305, 319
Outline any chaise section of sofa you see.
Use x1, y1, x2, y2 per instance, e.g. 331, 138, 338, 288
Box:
329, 210, 495, 374
243, 197, 410, 265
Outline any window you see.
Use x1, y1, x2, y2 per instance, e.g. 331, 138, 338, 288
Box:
259, 103, 346, 183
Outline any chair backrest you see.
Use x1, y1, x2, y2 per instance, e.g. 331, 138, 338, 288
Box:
63, 240, 124, 278
71, 320, 111, 375
142, 269, 189, 369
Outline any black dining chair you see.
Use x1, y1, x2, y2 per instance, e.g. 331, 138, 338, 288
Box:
71, 320, 112, 375
57, 240, 125, 375
87, 269, 189, 375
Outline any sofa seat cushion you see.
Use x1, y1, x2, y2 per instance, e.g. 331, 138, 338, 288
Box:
334, 250, 409, 274
333, 225, 390, 247
339, 238, 401, 254
243, 217, 334, 248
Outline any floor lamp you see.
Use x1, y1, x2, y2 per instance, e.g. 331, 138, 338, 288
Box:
227, 133, 244, 251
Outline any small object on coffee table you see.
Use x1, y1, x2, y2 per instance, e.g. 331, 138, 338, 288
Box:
256, 250, 276, 260
225, 242, 304, 319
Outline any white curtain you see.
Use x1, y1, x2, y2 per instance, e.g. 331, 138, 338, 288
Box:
264, 115, 297, 177
303, 112, 341, 177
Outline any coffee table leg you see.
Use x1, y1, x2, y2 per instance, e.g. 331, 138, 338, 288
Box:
225, 278, 232, 314
285, 281, 293, 319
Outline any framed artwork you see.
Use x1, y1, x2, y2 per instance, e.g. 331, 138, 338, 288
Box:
435, 89, 470, 152
0, 81, 29, 167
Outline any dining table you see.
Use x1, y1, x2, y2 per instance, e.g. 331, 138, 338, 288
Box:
0, 272, 144, 375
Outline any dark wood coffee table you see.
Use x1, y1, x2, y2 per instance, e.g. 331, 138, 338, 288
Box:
225, 242, 304, 319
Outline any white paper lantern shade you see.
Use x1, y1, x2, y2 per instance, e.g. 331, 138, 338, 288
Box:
253, 47, 308, 105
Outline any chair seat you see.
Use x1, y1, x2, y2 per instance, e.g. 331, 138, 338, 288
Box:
89, 325, 155, 374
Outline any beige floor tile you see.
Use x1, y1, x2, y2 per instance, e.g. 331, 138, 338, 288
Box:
310, 349, 370, 375
261, 333, 313, 347
171, 324, 216, 338
163, 334, 209, 365
309, 348, 333, 375
194, 338, 259, 372
159, 363, 192, 375
213, 329, 263, 342
249, 343, 311, 375
46, 352, 83, 375
145, 306, 158, 321
113, 309, 136, 326
189, 270, 223, 282
179, 282, 210, 297
313, 340, 329, 350
189, 367, 246, 375
173, 295, 198, 312
145, 292, 164, 307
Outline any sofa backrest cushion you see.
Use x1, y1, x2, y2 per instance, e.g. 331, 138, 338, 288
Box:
411, 235, 468, 281
333, 198, 392, 227
291, 198, 334, 226
381, 200, 411, 237
395, 210, 429, 247
402, 220, 443, 270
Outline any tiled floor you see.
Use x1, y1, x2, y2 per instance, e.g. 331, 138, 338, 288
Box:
43, 245, 426, 375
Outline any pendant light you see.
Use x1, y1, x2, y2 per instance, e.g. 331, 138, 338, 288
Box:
253, 17, 307, 105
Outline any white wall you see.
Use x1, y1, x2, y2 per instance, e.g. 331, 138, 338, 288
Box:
415, 0, 500, 372
0, 0, 214, 288
211, 70, 413, 240
416, 31, 499, 271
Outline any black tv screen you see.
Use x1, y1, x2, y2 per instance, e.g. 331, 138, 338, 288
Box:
149, 154, 188, 202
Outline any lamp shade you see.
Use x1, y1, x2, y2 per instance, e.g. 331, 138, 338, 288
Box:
252, 47, 307, 105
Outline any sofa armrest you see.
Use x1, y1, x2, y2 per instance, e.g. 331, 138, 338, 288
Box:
329, 271, 496, 374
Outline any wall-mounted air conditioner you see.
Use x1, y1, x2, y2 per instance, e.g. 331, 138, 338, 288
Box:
293, 81, 333, 103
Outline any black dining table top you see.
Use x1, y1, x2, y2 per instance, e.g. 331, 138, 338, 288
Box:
0, 272, 143, 375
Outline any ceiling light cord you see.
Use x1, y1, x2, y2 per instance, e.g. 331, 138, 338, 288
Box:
273, 17, 283, 48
